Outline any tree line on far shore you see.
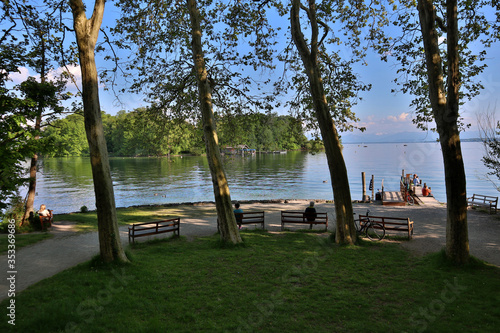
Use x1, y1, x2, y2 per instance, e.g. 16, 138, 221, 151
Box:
41, 108, 315, 157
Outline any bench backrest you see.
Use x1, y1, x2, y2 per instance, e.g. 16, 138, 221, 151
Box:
130, 218, 180, 230
281, 211, 328, 221
238, 212, 265, 220
358, 215, 411, 226
472, 194, 498, 203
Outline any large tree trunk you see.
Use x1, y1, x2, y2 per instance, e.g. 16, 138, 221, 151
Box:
187, 0, 242, 244
417, 0, 469, 264
22, 139, 39, 225
290, 0, 356, 244
23, 116, 40, 225
70, 0, 128, 263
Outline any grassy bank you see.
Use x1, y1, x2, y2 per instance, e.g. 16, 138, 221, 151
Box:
0, 233, 53, 254
54, 204, 218, 232
1, 231, 499, 332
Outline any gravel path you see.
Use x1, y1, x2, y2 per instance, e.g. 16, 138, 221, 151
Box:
1, 200, 499, 301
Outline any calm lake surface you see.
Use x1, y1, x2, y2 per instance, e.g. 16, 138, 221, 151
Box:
24, 142, 497, 213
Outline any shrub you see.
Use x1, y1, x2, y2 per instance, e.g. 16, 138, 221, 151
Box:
1, 196, 25, 233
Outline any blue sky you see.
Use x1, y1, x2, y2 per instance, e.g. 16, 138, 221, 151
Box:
342, 46, 500, 143
7, 2, 500, 143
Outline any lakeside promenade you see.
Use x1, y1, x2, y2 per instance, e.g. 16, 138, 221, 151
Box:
1, 200, 499, 301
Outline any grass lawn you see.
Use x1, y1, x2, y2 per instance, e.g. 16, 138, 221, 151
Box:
0, 233, 53, 254
1, 231, 499, 332
55, 205, 218, 232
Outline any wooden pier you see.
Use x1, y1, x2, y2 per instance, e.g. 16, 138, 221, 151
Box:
400, 170, 442, 207
362, 170, 442, 206
413, 192, 442, 206
381, 191, 406, 206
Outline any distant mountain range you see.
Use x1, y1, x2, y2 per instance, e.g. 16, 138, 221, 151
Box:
341, 130, 483, 144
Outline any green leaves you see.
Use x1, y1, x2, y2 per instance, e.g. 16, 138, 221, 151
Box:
372, 0, 499, 130
111, 0, 279, 118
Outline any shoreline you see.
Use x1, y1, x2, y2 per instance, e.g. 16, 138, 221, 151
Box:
60, 197, 446, 215
60, 199, 372, 216
61, 198, 337, 215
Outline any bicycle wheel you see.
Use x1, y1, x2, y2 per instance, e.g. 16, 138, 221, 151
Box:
366, 223, 385, 241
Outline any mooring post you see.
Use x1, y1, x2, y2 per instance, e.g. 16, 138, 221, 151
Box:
371, 174, 375, 201
362, 172, 366, 202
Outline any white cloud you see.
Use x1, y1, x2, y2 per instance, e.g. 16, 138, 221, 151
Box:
51, 64, 82, 92
7, 67, 30, 83
7, 65, 82, 92
387, 112, 410, 122
355, 112, 417, 137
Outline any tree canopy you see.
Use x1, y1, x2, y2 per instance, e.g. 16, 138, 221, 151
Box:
0, 0, 72, 211
373, 0, 500, 132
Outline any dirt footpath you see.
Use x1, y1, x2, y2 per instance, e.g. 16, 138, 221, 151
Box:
1, 200, 499, 301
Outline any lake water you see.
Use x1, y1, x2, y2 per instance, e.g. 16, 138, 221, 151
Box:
23, 142, 497, 213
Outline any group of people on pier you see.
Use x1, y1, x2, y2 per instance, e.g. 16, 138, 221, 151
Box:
410, 174, 432, 197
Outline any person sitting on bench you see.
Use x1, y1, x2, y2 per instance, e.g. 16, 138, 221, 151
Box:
38, 204, 51, 220
234, 202, 244, 229
304, 201, 317, 222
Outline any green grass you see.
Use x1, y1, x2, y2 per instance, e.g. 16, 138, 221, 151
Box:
1, 231, 499, 332
55, 205, 217, 232
0, 233, 53, 254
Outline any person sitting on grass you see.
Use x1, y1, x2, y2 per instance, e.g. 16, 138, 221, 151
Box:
305, 201, 317, 222
233, 202, 243, 229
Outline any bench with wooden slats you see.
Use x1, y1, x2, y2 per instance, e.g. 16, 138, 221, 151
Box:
128, 218, 180, 243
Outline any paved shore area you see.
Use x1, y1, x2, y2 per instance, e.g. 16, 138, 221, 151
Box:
1, 200, 499, 301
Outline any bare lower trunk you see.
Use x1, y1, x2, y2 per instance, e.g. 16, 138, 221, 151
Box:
22, 153, 38, 225
418, 0, 468, 264
188, 0, 241, 244
70, 0, 128, 263
441, 135, 468, 263
290, 0, 356, 244
317, 111, 356, 244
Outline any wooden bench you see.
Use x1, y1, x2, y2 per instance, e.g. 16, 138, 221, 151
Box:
128, 218, 180, 243
39, 210, 54, 230
280, 211, 328, 231
359, 214, 414, 240
467, 194, 498, 214
217, 211, 265, 231
235, 211, 265, 229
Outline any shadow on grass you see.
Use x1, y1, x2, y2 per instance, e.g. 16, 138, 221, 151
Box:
2, 230, 498, 333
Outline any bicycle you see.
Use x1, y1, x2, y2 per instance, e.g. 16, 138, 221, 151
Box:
354, 210, 386, 241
